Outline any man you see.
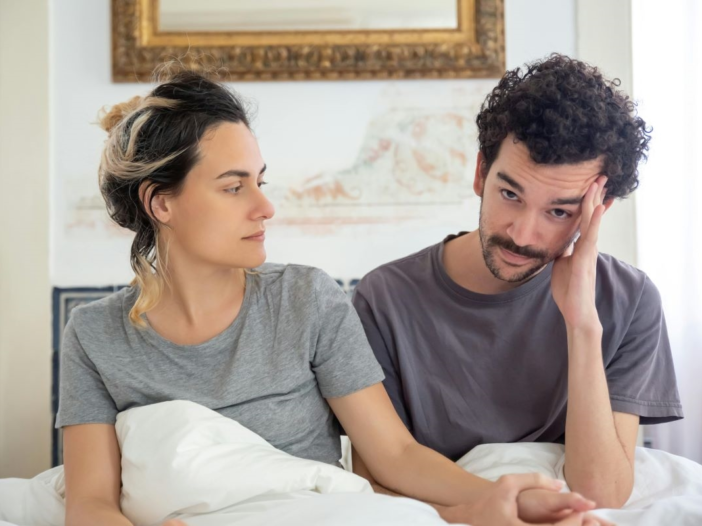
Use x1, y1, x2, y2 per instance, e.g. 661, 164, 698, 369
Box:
352, 54, 683, 511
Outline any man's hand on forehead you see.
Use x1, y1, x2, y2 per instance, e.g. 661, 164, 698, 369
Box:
550, 175, 608, 331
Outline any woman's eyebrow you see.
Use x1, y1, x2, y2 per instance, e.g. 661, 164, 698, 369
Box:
216, 164, 267, 179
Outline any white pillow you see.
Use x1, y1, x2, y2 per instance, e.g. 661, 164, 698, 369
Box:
117, 401, 372, 525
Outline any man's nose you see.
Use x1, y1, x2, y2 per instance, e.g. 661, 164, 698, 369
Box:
505, 213, 540, 248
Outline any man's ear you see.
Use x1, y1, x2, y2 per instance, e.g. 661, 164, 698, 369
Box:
139, 181, 171, 224
602, 197, 615, 214
473, 152, 488, 197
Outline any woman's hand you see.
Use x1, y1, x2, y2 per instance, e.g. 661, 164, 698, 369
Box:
438, 474, 607, 526
517, 488, 613, 525
517, 488, 594, 522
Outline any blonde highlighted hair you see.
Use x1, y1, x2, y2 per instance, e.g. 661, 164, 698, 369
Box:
97, 71, 251, 327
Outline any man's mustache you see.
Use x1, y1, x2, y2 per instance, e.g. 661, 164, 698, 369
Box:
487, 235, 549, 260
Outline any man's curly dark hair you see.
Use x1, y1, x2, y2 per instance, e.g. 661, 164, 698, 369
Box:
476, 54, 651, 199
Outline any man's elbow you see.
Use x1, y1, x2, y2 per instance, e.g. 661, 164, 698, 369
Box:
593, 490, 631, 510
570, 478, 633, 509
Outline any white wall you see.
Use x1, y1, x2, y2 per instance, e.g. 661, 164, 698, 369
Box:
0, 0, 641, 476
51, 0, 581, 287
576, 0, 637, 268
0, 0, 51, 478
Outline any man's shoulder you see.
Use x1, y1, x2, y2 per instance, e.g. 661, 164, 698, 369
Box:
597, 252, 646, 285
596, 253, 660, 308
357, 242, 439, 295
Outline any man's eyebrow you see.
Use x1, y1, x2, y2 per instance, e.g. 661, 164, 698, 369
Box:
497, 171, 585, 206
496, 172, 525, 193
216, 164, 267, 179
550, 195, 584, 206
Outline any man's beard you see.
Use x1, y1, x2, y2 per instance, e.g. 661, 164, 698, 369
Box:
478, 203, 577, 283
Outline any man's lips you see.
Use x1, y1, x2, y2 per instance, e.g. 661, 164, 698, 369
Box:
498, 246, 533, 265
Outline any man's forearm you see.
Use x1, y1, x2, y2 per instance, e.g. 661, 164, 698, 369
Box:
66, 500, 133, 526
564, 325, 634, 508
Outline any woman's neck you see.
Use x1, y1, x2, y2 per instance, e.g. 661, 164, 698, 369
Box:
145, 247, 247, 345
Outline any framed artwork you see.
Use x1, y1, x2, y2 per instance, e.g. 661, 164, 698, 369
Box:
112, 0, 504, 82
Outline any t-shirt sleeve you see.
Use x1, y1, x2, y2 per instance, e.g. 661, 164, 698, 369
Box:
352, 282, 413, 432
310, 270, 385, 399
55, 314, 118, 428
606, 276, 683, 424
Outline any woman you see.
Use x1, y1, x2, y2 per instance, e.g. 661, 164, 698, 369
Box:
57, 70, 600, 526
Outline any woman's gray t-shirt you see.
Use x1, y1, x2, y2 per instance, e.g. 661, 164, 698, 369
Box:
56, 263, 385, 465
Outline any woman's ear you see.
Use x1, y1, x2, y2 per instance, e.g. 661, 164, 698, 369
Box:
139, 182, 171, 224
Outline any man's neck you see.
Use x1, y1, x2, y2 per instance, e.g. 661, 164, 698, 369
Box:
442, 231, 536, 295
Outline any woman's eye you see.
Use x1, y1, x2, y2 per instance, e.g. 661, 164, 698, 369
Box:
225, 185, 242, 194
501, 189, 519, 201
258, 181, 268, 189
550, 209, 571, 219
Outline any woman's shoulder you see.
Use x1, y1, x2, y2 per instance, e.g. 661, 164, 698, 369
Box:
252, 263, 342, 302
67, 286, 134, 336
255, 262, 335, 286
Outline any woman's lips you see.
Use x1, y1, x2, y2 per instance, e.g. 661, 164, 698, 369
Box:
243, 231, 265, 242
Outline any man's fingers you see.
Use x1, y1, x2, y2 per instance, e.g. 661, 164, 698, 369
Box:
580, 181, 597, 235
583, 204, 605, 247
580, 176, 608, 239
598, 176, 608, 206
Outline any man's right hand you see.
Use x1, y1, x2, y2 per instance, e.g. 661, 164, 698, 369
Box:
437, 473, 603, 526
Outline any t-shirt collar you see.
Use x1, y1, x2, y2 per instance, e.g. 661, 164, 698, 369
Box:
434, 231, 553, 303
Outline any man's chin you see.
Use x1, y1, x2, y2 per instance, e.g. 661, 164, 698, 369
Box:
490, 262, 546, 284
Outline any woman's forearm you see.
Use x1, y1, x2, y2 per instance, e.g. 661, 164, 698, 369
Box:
371, 440, 493, 506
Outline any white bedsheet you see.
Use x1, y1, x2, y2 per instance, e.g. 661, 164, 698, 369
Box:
457, 441, 702, 525
1, 400, 701, 526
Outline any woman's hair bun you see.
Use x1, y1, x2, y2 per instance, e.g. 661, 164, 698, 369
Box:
98, 95, 143, 133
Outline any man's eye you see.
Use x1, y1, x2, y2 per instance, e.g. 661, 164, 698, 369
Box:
550, 209, 571, 219
501, 189, 519, 201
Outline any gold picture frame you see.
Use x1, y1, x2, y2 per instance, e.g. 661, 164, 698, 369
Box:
112, 0, 504, 82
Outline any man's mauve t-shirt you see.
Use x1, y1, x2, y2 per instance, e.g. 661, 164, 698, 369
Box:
352, 232, 683, 461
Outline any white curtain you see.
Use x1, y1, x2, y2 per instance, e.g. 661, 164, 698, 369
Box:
633, 0, 702, 463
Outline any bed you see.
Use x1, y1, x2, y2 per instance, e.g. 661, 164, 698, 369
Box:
1, 401, 701, 526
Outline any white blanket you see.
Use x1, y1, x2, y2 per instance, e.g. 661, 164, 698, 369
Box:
456, 441, 702, 524
1, 401, 701, 526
